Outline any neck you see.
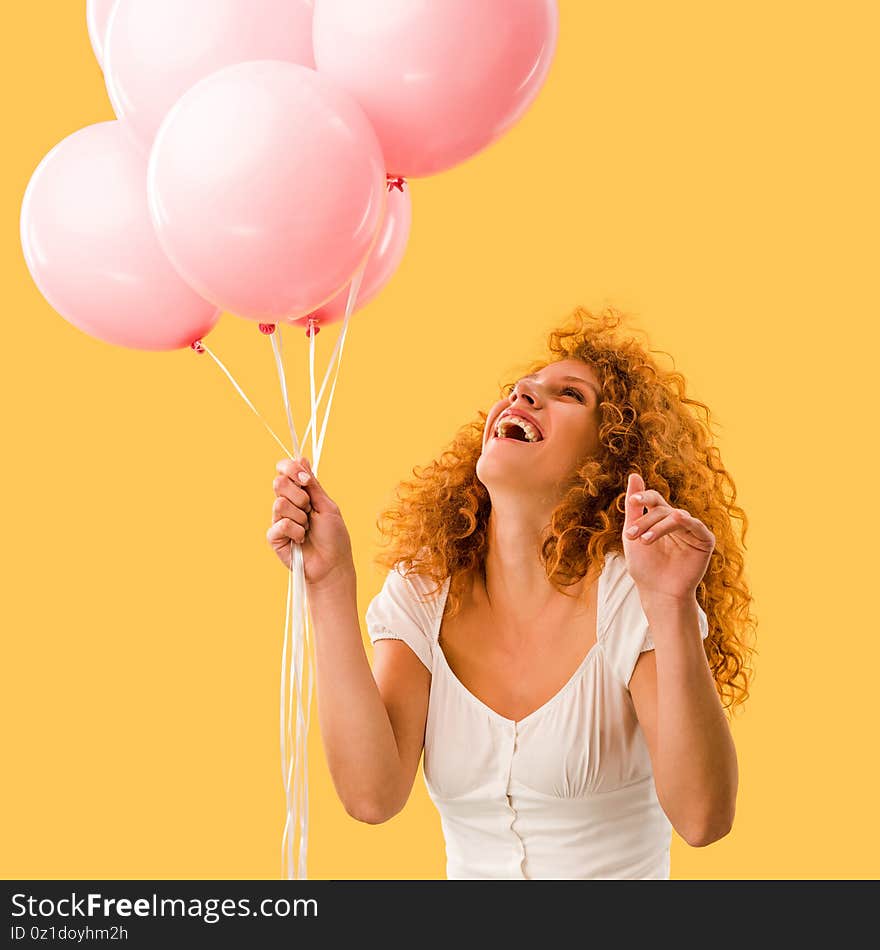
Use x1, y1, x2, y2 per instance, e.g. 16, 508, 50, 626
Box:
477, 500, 591, 638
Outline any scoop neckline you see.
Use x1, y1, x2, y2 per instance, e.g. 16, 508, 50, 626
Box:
432, 552, 615, 728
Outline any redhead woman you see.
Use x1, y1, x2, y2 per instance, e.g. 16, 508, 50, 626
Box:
267, 306, 755, 880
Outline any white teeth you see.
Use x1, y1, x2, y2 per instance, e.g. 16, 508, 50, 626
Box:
494, 414, 542, 442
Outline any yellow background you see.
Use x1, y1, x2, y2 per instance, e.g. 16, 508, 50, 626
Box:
3, 1, 878, 880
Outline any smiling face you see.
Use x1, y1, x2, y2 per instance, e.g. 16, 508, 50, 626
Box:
476, 358, 604, 500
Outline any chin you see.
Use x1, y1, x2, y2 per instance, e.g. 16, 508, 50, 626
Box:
476, 452, 541, 487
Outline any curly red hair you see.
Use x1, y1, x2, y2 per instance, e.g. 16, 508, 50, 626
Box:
373, 305, 757, 716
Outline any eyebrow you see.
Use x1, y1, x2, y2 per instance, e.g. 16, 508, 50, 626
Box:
522, 373, 601, 401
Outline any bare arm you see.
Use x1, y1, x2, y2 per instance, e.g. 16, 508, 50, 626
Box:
629, 595, 738, 847
308, 571, 429, 823
269, 456, 428, 824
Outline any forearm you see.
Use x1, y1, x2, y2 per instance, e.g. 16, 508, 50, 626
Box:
306, 571, 404, 820
640, 594, 739, 845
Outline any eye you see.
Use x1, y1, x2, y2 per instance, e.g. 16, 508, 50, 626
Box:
562, 387, 585, 402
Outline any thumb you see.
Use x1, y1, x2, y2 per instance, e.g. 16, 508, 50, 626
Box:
295, 456, 333, 511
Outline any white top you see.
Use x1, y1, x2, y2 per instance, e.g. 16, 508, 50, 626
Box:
366, 550, 709, 880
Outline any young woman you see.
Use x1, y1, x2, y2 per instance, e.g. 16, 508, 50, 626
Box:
267, 305, 755, 879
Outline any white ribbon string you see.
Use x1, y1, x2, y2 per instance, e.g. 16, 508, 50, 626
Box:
268, 326, 303, 878
195, 343, 294, 460
268, 260, 367, 879
195, 339, 299, 875
296, 318, 350, 462
195, 260, 366, 880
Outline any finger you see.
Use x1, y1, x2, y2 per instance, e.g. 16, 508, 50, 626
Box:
266, 517, 306, 545
272, 497, 309, 528
672, 510, 715, 544
291, 456, 337, 515
624, 504, 673, 539
629, 487, 669, 511
274, 456, 316, 510
272, 475, 311, 512
276, 457, 309, 482
637, 508, 698, 543
625, 472, 647, 524
267, 520, 288, 545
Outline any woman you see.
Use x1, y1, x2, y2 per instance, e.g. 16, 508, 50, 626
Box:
267, 305, 755, 879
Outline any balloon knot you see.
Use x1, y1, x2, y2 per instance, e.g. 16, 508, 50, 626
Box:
191, 340, 205, 353
305, 316, 320, 338
386, 175, 406, 193
258, 323, 276, 334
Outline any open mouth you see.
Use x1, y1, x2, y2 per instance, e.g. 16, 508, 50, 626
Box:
492, 416, 544, 444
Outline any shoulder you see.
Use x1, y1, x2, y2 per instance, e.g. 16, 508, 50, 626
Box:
599, 552, 709, 688
365, 562, 448, 672
370, 561, 446, 617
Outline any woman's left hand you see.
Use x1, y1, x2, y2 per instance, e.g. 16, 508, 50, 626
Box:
622, 472, 715, 602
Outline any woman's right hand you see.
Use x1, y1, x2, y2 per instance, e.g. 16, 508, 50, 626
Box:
267, 456, 354, 588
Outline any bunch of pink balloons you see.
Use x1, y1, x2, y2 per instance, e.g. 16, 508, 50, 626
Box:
21, 0, 559, 351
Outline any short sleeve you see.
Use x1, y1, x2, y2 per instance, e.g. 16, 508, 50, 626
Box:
365, 564, 437, 672
604, 578, 710, 688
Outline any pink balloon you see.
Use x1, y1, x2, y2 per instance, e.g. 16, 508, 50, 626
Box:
286, 180, 412, 330
147, 60, 387, 323
104, 0, 315, 152
20, 121, 221, 352
312, 0, 559, 179
86, 0, 117, 71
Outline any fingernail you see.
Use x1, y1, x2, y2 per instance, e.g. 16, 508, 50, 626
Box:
297, 471, 309, 484
633, 493, 642, 502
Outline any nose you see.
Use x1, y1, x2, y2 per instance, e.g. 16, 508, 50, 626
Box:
511, 379, 539, 406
